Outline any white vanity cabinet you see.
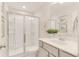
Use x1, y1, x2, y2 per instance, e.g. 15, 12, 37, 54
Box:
59, 50, 74, 57
39, 41, 57, 57
49, 53, 55, 57
37, 47, 48, 57
39, 40, 43, 47
39, 40, 76, 57
43, 43, 58, 57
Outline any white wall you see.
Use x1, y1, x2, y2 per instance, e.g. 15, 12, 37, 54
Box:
34, 5, 51, 38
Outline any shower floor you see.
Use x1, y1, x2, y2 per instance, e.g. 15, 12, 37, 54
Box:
10, 47, 39, 57
12, 50, 38, 57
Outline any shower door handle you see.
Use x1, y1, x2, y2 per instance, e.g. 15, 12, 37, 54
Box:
24, 34, 26, 43
0, 45, 6, 49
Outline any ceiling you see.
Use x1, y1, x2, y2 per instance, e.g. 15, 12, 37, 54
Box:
6, 2, 49, 13
5, 2, 79, 15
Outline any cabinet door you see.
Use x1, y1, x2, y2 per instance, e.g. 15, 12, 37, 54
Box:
39, 41, 43, 47
59, 50, 75, 57
43, 43, 58, 56
37, 47, 48, 57
49, 53, 55, 57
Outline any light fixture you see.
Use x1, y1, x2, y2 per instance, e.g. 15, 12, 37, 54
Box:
22, 6, 26, 9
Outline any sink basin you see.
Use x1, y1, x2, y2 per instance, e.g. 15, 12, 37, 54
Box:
49, 37, 77, 46
49, 37, 67, 44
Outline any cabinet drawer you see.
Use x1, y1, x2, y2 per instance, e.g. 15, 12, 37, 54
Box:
49, 53, 55, 57
43, 43, 58, 57
38, 47, 48, 57
59, 50, 75, 57
39, 41, 43, 47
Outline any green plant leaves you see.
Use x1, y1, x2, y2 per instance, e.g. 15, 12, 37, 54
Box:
47, 29, 58, 34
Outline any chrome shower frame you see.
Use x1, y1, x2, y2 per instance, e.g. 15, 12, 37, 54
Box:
6, 11, 40, 56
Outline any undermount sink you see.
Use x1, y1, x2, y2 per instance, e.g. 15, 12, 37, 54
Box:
49, 37, 67, 44
49, 36, 77, 45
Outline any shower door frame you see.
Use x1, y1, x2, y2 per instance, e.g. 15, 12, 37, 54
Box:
7, 11, 40, 56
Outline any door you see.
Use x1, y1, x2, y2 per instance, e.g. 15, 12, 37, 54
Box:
25, 16, 39, 53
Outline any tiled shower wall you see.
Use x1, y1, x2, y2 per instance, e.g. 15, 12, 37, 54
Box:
0, 2, 7, 56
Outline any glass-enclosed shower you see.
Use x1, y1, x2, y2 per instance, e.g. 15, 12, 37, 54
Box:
7, 12, 39, 56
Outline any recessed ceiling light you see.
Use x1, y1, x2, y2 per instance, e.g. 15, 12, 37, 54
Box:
22, 6, 26, 9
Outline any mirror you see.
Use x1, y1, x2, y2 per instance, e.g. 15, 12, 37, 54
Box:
47, 15, 68, 33
59, 15, 68, 33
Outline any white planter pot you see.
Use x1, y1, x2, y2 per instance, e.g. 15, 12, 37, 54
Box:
49, 34, 53, 37
48, 33, 57, 38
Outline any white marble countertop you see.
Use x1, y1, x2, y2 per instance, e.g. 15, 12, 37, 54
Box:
39, 38, 78, 56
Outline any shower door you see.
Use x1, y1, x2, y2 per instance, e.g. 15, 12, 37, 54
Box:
25, 16, 39, 49
8, 13, 24, 56
8, 13, 39, 56
24, 16, 39, 56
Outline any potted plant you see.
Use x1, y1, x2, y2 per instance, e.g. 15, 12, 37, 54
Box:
47, 29, 58, 38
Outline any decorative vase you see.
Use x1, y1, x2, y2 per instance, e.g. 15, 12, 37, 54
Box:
48, 33, 56, 38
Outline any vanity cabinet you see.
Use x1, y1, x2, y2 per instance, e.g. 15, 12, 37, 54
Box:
37, 47, 48, 57
39, 41, 43, 47
49, 53, 55, 57
39, 40, 76, 57
59, 50, 74, 57
43, 43, 58, 57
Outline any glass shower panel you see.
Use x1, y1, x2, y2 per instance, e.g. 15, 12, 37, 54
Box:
24, 16, 31, 48
25, 16, 39, 50
31, 17, 39, 47
8, 14, 24, 56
